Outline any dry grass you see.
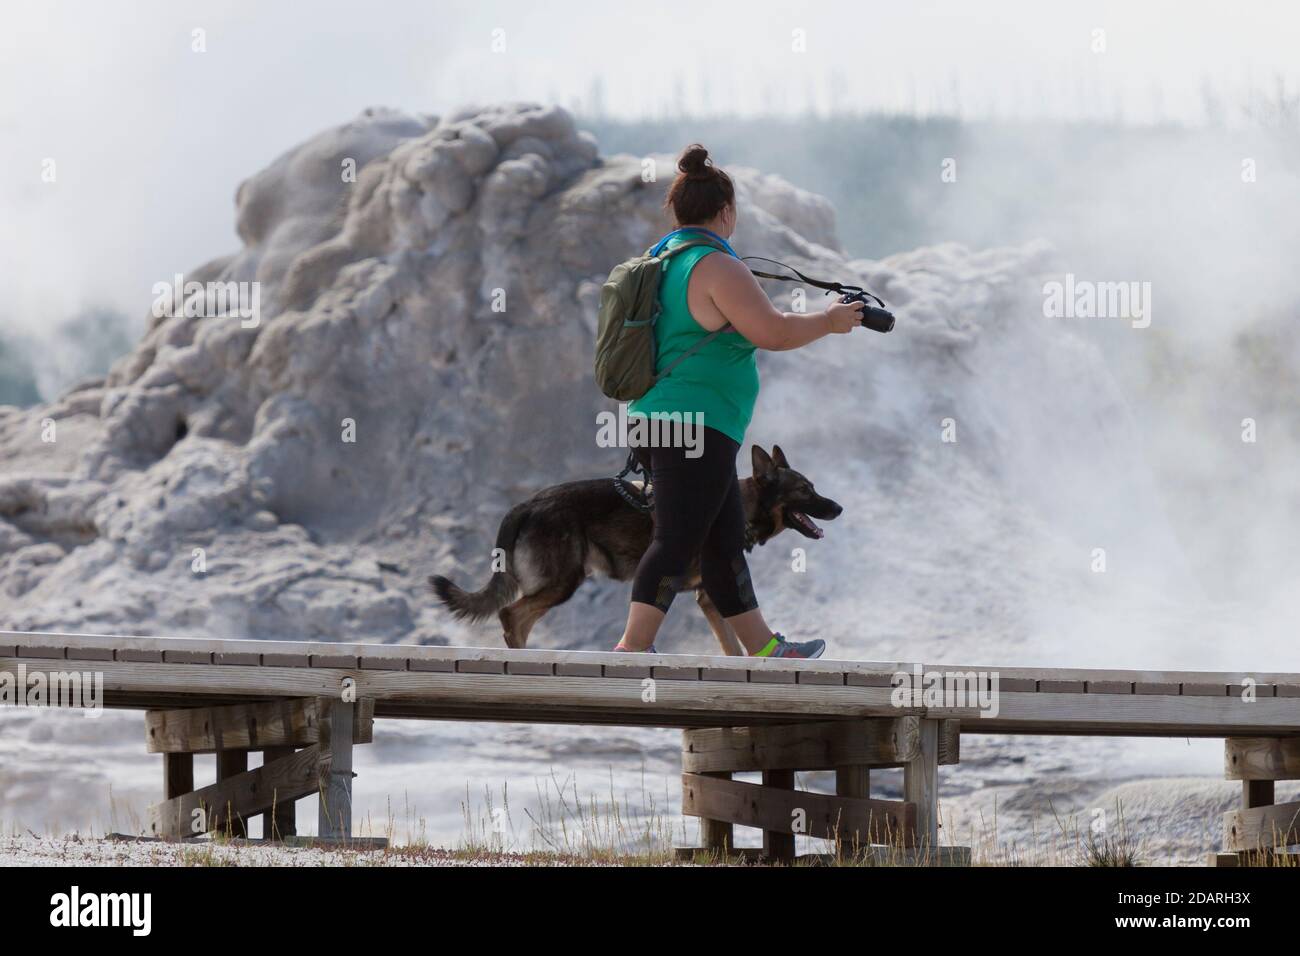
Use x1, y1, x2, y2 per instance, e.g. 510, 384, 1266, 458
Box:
455, 768, 682, 865
6, 776, 1300, 867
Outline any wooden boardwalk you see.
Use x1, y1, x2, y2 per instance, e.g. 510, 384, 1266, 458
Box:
4, 629, 1300, 864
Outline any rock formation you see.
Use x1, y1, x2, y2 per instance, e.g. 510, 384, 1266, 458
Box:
1, 102, 1089, 657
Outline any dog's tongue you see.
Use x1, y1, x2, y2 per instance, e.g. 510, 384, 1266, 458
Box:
792, 511, 824, 538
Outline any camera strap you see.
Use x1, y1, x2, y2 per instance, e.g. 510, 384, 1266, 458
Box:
743, 256, 887, 309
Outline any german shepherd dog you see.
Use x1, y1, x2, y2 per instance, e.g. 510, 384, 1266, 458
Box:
429, 445, 842, 655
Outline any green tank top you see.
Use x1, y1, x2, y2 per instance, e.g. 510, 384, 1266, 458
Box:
626, 233, 759, 445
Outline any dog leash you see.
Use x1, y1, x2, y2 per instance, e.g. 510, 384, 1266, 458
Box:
613, 451, 654, 513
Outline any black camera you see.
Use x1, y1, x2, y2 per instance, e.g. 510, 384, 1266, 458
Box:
840, 289, 895, 334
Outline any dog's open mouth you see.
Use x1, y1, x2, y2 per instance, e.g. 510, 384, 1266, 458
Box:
787, 510, 824, 539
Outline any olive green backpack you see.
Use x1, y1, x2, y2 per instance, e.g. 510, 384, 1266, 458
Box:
594, 236, 730, 402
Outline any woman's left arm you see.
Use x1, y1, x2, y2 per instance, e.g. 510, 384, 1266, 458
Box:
705, 256, 863, 350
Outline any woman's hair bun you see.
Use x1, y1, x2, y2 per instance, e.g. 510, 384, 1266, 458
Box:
665, 143, 734, 224
678, 144, 714, 180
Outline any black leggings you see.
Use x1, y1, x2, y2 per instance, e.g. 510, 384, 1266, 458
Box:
630, 426, 759, 618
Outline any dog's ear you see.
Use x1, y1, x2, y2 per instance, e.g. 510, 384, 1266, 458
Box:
752, 445, 775, 482
770, 445, 789, 470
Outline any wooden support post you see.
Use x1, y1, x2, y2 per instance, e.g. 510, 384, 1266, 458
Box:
835, 765, 870, 856
149, 746, 324, 839
1216, 738, 1300, 863
836, 766, 870, 798
683, 718, 920, 773
1243, 780, 1274, 810
1225, 737, 1300, 781
679, 719, 959, 864
698, 771, 733, 855
682, 772, 914, 845
1224, 801, 1300, 852
216, 750, 248, 837
318, 699, 354, 840
147, 697, 374, 754
163, 753, 193, 800
937, 719, 960, 766
904, 719, 939, 849
145, 697, 374, 842
761, 769, 797, 862
264, 746, 297, 839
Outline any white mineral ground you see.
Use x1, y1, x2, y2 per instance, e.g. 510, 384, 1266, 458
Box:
1, 104, 1295, 863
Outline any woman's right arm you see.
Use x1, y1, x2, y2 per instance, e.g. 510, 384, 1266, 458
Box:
702, 254, 864, 351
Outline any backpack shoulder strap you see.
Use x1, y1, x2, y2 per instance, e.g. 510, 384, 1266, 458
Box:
656, 325, 730, 381
647, 235, 733, 382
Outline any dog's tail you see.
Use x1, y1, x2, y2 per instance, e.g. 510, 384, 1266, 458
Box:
428, 504, 526, 621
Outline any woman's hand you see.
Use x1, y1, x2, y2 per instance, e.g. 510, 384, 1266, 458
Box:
826, 298, 864, 333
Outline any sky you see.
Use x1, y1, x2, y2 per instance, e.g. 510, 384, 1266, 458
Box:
1, 0, 1298, 333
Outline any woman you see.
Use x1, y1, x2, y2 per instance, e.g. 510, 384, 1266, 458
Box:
617, 144, 863, 658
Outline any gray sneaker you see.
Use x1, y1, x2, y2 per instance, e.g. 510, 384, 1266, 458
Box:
764, 633, 825, 660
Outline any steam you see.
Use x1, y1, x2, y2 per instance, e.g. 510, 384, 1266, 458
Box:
742, 122, 1300, 673
941, 124, 1300, 671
